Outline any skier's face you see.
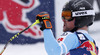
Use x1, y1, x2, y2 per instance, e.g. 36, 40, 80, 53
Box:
62, 18, 75, 32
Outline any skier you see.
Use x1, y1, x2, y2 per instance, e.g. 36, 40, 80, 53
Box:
36, 0, 99, 55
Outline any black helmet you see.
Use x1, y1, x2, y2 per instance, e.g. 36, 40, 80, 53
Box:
62, 0, 95, 28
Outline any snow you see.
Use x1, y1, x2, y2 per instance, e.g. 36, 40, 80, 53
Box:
0, 43, 47, 55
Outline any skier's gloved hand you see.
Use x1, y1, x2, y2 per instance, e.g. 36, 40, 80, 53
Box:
36, 12, 52, 31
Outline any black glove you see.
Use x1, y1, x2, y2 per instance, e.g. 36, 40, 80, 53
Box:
36, 12, 52, 31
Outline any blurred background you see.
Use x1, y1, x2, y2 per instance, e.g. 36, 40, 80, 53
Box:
0, 0, 100, 55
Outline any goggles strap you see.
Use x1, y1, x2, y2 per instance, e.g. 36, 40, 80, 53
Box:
72, 10, 95, 17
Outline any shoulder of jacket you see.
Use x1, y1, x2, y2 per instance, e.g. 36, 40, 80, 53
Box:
57, 32, 75, 42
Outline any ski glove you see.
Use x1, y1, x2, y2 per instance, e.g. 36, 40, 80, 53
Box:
36, 12, 52, 31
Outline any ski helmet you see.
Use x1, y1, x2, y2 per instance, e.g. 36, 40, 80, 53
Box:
62, 0, 95, 28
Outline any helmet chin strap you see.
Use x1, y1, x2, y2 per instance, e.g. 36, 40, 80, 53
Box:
71, 27, 78, 32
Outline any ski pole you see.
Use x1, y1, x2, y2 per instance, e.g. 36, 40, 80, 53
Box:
0, 20, 40, 55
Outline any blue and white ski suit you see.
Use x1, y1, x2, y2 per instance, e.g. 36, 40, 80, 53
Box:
43, 29, 98, 55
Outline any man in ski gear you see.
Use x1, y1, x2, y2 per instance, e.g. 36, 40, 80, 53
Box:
36, 0, 99, 55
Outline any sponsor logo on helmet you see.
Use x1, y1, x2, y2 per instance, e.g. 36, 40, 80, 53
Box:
75, 11, 87, 16
72, 10, 95, 17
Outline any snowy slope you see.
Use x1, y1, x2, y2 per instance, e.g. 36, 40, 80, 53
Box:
0, 43, 47, 55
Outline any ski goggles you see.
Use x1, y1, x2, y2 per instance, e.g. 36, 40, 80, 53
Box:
62, 11, 72, 21
62, 10, 95, 21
